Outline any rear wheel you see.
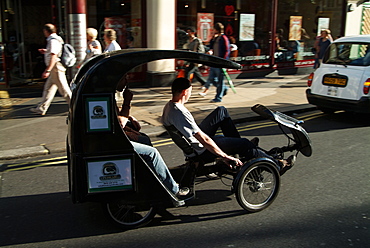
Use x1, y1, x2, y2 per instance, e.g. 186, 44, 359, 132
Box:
235, 160, 280, 213
103, 200, 156, 229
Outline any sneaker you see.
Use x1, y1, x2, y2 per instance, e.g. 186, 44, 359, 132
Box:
280, 155, 296, 175
30, 107, 46, 116
198, 92, 207, 97
176, 187, 190, 196
210, 99, 221, 103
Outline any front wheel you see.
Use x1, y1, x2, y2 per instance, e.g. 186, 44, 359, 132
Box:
234, 160, 280, 213
103, 200, 156, 229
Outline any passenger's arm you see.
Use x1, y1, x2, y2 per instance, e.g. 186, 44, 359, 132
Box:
194, 130, 242, 167
118, 89, 133, 127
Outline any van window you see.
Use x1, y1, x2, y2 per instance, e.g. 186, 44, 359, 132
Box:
324, 42, 370, 66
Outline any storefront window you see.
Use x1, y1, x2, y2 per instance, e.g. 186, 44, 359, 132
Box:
91, 0, 145, 82
177, 0, 346, 72
93, 0, 143, 49
176, 0, 273, 69
276, 0, 345, 67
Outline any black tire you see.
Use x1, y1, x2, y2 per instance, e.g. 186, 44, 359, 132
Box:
234, 160, 280, 213
103, 200, 156, 229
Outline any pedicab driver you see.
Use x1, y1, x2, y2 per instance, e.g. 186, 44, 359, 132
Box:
117, 89, 190, 198
161, 78, 295, 173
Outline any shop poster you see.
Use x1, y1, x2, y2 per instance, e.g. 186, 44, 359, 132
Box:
317, 18, 330, 36
87, 158, 133, 193
239, 14, 255, 41
197, 13, 214, 42
289, 16, 302, 40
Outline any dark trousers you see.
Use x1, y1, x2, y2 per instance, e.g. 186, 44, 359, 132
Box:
198, 106, 273, 162
185, 63, 206, 85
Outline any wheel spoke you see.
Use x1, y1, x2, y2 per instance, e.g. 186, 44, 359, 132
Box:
104, 201, 155, 229
235, 161, 280, 213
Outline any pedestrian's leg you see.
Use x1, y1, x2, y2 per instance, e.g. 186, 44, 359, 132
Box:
213, 68, 225, 102
199, 106, 240, 138
37, 76, 58, 114
132, 142, 179, 194
184, 63, 194, 80
55, 62, 72, 105
201, 67, 217, 94
193, 66, 206, 85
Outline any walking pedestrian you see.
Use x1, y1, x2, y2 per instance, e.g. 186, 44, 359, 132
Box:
84, 27, 102, 61
199, 22, 230, 102
314, 29, 333, 68
103, 29, 121, 52
183, 27, 207, 87
30, 23, 71, 115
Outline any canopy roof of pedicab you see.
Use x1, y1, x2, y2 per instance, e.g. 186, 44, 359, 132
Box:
73, 49, 242, 94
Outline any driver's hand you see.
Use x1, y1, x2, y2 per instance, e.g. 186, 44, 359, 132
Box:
222, 155, 243, 168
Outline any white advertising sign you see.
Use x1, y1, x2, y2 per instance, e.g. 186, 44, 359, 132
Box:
239, 14, 255, 41
87, 158, 133, 193
86, 97, 111, 132
317, 18, 330, 36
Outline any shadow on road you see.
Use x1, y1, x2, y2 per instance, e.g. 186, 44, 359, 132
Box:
0, 192, 116, 246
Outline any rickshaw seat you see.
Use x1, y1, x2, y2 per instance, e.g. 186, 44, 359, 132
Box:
164, 125, 198, 158
164, 125, 214, 163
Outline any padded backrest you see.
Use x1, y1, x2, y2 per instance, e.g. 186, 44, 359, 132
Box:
164, 125, 196, 156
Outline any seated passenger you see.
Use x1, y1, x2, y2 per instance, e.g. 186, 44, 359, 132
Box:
121, 114, 152, 146
161, 78, 295, 174
118, 89, 190, 197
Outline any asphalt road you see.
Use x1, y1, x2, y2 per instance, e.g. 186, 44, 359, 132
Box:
0, 110, 369, 248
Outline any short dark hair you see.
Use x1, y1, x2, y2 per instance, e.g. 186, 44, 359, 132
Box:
171, 78, 192, 95
214, 22, 224, 33
186, 27, 195, 33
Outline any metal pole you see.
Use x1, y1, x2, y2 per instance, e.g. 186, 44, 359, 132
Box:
269, 0, 278, 69
68, 0, 87, 77
18, 0, 26, 78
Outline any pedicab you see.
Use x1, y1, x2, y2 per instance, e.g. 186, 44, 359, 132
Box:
67, 49, 312, 229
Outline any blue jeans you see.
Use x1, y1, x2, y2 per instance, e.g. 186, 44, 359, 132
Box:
198, 106, 273, 162
131, 141, 179, 194
204, 67, 227, 102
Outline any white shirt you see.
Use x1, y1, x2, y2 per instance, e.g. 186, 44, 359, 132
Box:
104, 40, 121, 52
162, 101, 206, 156
45, 33, 63, 66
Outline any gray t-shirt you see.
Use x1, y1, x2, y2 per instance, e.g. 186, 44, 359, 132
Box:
162, 101, 206, 156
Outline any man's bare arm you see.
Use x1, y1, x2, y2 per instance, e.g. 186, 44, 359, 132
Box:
194, 131, 242, 166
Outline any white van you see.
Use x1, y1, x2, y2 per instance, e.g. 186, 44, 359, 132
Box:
306, 35, 370, 114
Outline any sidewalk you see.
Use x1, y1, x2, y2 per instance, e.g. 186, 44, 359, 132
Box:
0, 71, 315, 160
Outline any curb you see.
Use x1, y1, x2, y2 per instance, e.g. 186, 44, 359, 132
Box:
0, 145, 49, 160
